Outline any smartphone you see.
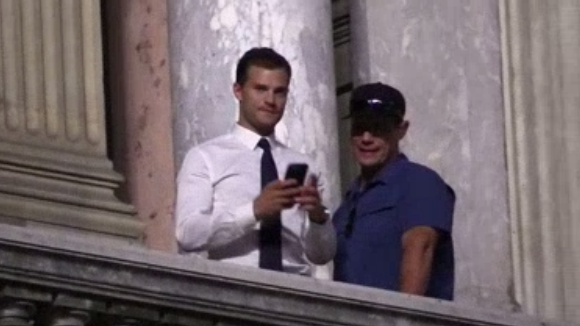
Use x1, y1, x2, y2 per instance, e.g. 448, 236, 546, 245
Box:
284, 163, 308, 185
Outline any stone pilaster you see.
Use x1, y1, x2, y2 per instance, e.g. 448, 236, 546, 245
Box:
331, 0, 358, 193
0, 0, 141, 240
102, 0, 176, 251
349, 0, 513, 310
167, 0, 341, 277
501, 0, 580, 322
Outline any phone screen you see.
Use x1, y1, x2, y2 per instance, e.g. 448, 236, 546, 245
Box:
284, 163, 308, 185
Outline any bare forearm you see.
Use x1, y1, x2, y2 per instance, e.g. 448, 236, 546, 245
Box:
399, 225, 439, 295
399, 244, 435, 295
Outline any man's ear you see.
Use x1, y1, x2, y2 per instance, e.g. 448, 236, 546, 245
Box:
397, 120, 410, 140
233, 82, 243, 101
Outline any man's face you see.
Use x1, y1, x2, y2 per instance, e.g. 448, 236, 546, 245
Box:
233, 66, 290, 136
350, 115, 408, 171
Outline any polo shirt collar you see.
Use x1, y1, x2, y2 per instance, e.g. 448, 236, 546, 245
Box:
374, 153, 408, 185
345, 153, 408, 200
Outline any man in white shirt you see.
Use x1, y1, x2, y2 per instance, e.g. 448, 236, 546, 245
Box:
175, 47, 336, 275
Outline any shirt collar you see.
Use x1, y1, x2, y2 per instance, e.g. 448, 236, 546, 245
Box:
375, 153, 408, 184
232, 124, 278, 150
345, 153, 408, 199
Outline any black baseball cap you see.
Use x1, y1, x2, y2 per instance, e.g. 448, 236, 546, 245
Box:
344, 82, 406, 119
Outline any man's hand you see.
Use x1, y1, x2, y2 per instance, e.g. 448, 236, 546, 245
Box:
294, 175, 328, 224
254, 179, 301, 221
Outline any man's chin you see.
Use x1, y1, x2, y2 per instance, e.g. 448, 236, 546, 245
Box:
258, 110, 282, 120
357, 158, 380, 168
255, 122, 278, 135
356, 152, 377, 162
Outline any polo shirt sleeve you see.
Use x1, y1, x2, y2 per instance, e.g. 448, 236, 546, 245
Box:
399, 167, 455, 234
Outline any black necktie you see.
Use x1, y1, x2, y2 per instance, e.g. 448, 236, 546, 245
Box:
257, 138, 283, 271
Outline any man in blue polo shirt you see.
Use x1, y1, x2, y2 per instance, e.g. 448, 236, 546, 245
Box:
333, 82, 455, 300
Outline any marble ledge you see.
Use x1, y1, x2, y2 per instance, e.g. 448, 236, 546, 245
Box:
0, 225, 572, 326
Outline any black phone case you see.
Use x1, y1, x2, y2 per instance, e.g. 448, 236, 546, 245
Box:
284, 164, 308, 185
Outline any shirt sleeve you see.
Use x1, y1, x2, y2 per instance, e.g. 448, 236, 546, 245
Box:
399, 168, 455, 234
304, 218, 337, 265
302, 166, 337, 265
175, 148, 257, 253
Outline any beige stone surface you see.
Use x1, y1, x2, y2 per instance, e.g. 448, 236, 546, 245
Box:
502, 0, 580, 322
103, 0, 177, 252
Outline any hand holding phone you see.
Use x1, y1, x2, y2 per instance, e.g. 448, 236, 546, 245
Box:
286, 165, 327, 223
255, 163, 307, 219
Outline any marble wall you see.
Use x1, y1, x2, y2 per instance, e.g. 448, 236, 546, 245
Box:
349, 0, 513, 310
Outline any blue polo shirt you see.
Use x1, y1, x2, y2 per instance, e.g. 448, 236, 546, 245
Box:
333, 154, 455, 300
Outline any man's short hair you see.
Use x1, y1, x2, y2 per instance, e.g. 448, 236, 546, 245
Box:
235, 47, 292, 85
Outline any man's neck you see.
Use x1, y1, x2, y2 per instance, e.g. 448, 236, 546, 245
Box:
236, 122, 274, 137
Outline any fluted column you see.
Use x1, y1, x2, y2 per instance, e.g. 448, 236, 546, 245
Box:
501, 0, 580, 322
349, 0, 512, 310
0, 0, 141, 239
168, 1, 341, 277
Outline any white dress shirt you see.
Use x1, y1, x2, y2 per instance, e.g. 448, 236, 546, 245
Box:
175, 124, 336, 275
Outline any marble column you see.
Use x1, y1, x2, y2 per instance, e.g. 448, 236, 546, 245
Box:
168, 1, 341, 277
102, 0, 177, 252
349, 0, 513, 310
331, 0, 358, 193
0, 0, 141, 240
501, 0, 580, 322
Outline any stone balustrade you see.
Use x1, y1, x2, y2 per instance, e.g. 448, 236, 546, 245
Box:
0, 226, 571, 326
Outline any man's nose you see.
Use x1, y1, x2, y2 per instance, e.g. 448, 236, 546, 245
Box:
361, 131, 373, 141
265, 90, 275, 104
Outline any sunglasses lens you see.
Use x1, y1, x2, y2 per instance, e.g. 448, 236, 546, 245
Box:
350, 114, 399, 136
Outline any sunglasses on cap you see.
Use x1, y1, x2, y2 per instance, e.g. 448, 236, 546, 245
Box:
349, 98, 404, 117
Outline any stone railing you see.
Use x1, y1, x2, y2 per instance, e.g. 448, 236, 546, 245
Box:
0, 226, 571, 326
